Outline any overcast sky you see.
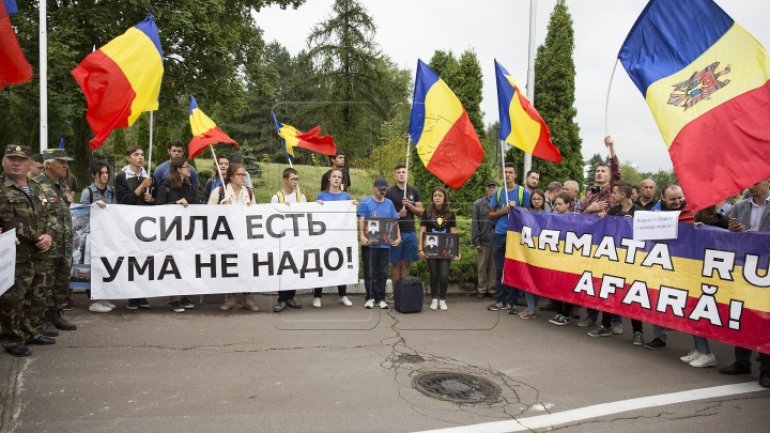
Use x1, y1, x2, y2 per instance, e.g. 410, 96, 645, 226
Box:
255, 0, 770, 173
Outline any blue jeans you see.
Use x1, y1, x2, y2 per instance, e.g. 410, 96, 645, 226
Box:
493, 234, 517, 304
362, 247, 389, 302
693, 336, 711, 354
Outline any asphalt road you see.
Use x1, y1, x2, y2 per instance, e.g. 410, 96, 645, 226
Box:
1, 293, 768, 433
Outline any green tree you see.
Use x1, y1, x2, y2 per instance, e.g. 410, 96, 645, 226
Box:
307, 0, 409, 161
2, 0, 303, 184
523, 0, 583, 188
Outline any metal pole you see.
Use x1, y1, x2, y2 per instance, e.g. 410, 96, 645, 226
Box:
403, 134, 410, 200
147, 111, 155, 173
39, 0, 48, 152
604, 59, 619, 136
523, 0, 537, 183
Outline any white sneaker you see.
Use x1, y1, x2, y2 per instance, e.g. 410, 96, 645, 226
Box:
689, 353, 717, 368
312, 297, 322, 308
379, 300, 389, 309
340, 296, 353, 307
611, 322, 624, 335
680, 350, 699, 363
364, 299, 375, 309
104, 300, 116, 309
429, 299, 438, 310
439, 300, 448, 311
89, 300, 113, 313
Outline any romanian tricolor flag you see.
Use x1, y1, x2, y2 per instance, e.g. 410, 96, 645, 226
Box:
271, 111, 337, 162
71, 14, 163, 150
494, 60, 561, 163
619, 0, 770, 211
188, 96, 240, 160
409, 60, 484, 189
0, 0, 32, 90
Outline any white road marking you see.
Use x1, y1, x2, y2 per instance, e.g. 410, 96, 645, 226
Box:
414, 381, 767, 433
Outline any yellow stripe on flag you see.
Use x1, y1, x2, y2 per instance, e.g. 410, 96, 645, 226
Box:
414, 81, 464, 168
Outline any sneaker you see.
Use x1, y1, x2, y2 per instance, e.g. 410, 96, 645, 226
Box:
179, 296, 194, 309
632, 331, 644, 346
587, 327, 612, 337
611, 322, 624, 335
689, 353, 717, 368
429, 299, 438, 311
379, 300, 389, 309
125, 299, 140, 310
137, 298, 151, 309
506, 304, 517, 315
680, 350, 700, 363
518, 309, 537, 320
487, 301, 505, 311
62, 297, 75, 311
312, 297, 322, 308
88, 301, 113, 313
364, 299, 375, 309
439, 300, 448, 311
104, 301, 116, 309
644, 338, 667, 349
577, 316, 597, 327
170, 301, 185, 313
549, 314, 569, 326
340, 296, 353, 307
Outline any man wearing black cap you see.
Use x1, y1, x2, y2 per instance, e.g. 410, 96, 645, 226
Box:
36, 148, 78, 332
1, 145, 56, 356
358, 177, 401, 309
321, 150, 350, 192
472, 180, 498, 299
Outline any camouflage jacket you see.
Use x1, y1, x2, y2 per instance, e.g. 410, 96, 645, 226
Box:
34, 173, 72, 257
0, 175, 55, 263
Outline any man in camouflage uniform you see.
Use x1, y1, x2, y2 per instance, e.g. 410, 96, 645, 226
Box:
36, 148, 77, 331
0, 145, 56, 357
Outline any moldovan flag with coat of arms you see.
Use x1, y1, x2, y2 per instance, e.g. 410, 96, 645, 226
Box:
409, 60, 484, 190
494, 60, 561, 163
618, 0, 770, 211
188, 96, 240, 160
71, 14, 163, 150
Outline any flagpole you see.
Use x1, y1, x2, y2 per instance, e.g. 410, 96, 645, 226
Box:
522, 0, 537, 182
604, 59, 619, 136
147, 111, 155, 174
499, 139, 510, 204
403, 134, 411, 200
39, 0, 48, 152
209, 145, 228, 201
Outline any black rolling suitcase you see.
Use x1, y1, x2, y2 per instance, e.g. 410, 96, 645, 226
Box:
394, 276, 424, 313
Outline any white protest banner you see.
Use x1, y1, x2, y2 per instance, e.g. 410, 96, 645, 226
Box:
633, 210, 680, 240
0, 229, 16, 296
90, 202, 359, 299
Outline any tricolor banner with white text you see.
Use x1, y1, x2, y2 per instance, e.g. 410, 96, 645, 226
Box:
90, 202, 359, 299
504, 208, 770, 354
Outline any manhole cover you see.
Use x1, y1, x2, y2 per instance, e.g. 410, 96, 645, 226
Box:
413, 371, 501, 403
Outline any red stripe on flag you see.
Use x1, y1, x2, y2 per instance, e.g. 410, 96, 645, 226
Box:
0, 5, 32, 90
670, 81, 770, 211
424, 111, 484, 189
188, 126, 240, 160
504, 258, 770, 353
71, 50, 136, 150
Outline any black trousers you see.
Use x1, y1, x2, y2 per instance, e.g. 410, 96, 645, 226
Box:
428, 259, 450, 300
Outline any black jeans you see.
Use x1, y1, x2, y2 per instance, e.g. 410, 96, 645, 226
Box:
428, 259, 450, 300
313, 286, 347, 298
362, 247, 389, 302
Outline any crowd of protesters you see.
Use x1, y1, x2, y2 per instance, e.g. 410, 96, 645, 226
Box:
1, 137, 767, 389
